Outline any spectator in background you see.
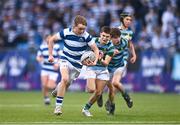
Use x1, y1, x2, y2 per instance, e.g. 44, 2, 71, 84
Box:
1, 0, 178, 52
151, 27, 164, 50
161, 5, 175, 34
145, 8, 158, 35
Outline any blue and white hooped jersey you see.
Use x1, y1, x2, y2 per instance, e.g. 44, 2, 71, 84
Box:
37, 42, 61, 72
56, 28, 94, 70
108, 38, 129, 72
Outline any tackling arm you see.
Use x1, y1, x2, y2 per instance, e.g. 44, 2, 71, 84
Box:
100, 55, 112, 66
89, 43, 99, 65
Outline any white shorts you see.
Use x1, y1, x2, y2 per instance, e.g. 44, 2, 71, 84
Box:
109, 66, 127, 81
41, 70, 58, 81
85, 66, 110, 81
78, 66, 87, 79
59, 59, 80, 84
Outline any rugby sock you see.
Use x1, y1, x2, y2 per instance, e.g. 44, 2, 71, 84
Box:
44, 96, 50, 105
56, 96, 64, 106
84, 103, 92, 110
121, 90, 127, 97
44, 96, 49, 99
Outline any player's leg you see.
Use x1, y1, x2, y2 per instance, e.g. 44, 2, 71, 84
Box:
97, 93, 103, 107
96, 70, 110, 108
45, 72, 58, 104
80, 66, 96, 93
104, 71, 115, 114
86, 78, 96, 93
105, 82, 115, 115
81, 69, 96, 117
107, 82, 115, 104
52, 64, 79, 98
82, 79, 107, 117
85, 71, 102, 107
47, 72, 58, 89
41, 71, 50, 105
112, 68, 133, 108
54, 60, 70, 115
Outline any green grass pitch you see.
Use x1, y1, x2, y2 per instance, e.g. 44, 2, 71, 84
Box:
0, 91, 180, 124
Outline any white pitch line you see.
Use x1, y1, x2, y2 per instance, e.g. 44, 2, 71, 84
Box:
1, 121, 180, 124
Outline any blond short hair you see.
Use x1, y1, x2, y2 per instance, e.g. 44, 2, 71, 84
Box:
74, 15, 87, 26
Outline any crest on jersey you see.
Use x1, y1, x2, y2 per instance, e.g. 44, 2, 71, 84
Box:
79, 37, 84, 42
124, 34, 131, 41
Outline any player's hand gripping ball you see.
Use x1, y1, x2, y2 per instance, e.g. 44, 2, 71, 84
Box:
80, 51, 96, 66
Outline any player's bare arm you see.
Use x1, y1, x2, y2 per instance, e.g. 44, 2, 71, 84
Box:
129, 41, 136, 63
48, 34, 60, 63
100, 55, 112, 66
89, 43, 99, 65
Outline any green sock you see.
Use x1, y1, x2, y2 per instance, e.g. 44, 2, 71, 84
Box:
122, 90, 127, 97
84, 103, 92, 110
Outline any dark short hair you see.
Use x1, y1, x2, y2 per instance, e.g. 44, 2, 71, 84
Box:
100, 26, 111, 34
120, 12, 132, 22
110, 28, 121, 38
74, 15, 87, 26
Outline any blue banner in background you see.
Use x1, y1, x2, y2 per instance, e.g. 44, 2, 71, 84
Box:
0, 50, 41, 90
141, 49, 166, 77
0, 49, 179, 93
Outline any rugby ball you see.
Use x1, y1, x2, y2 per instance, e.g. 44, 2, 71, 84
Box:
80, 51, 96, 63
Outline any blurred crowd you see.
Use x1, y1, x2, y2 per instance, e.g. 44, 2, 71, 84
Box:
0, 0, 179, 52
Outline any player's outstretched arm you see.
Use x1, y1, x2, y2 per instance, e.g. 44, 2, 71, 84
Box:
89, 43, 99, 65
100, 55, 112, 66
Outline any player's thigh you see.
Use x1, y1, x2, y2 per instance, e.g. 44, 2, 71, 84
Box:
86, 78, 96, 92
95, 79, 107, 94
41, 70, 49, 86
47, 72, 58, 89
107, 81, 114, 92
47, 79, 56, 89
112, 67, 125, 83
59, 60, 70, 81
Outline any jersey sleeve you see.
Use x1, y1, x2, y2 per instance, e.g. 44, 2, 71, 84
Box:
86, 34, 95, 46
107, 43, 115, 56
57, 29, 65, 40
131, 31, 134, 42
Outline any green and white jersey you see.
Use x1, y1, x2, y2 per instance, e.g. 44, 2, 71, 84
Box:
108, 38, 129, 72
119, 25, 134, 41
89, 37, 114, 68
84, 38, 114, 81
96, 37, 114, 67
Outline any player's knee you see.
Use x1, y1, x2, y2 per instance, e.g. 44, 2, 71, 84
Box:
47, 82, 56, 89
109, 88, 114, 94
47, 79, 56, 88
87, 88, 95, 93
95, 90, 102, 97
61, 78, 69, 85
41, 82, 48, 88
112, 82, 119, 88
